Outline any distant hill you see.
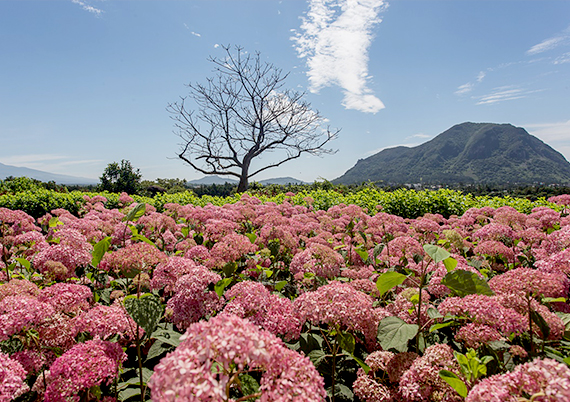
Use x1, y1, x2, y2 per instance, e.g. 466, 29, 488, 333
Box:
187, 176, 306, 186
0, 162, 99, 185
334, 122, 570, 185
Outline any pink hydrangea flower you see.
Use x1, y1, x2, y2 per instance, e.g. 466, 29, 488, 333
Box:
0, 352, 29, 402
294, 281, 379, 348
73, 301, 139, 341
148, 314, 326, 402
466, 358, 570, 402
290, 243, 345, 279
99, 242, 167, 276
166, 267, 222, 330
38, 283, 92, 314
44, 340, 126, 402
223, 281, 302, 341
399, 344, 463, 402
0, 295, 55, 341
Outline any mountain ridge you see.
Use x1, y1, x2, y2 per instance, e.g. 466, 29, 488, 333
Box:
334, 122, 570, 185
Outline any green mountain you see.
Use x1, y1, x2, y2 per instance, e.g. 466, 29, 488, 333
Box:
334, 122, 570, 185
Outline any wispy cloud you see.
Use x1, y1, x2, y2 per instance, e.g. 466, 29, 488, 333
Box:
0, 154, 103, 173
525, 120, 570, 143
475, 86, 542, 105
292, 0, 387, 114
525, 120, 570, 162
455, 70, 486, 96
71, 0, 103, 16
527, 26, 570, 55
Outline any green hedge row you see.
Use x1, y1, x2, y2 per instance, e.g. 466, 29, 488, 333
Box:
0, 187, 558, 219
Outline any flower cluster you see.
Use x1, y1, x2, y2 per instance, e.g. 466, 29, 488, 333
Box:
148, 314, 326, 401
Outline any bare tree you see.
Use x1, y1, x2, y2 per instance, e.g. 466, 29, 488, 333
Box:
169, 45, 339, 192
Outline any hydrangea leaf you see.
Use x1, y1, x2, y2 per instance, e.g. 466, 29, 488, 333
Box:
377, 316, 418, 352
441, 270, 495, 297
439, 370, 468, 397
376, 271, 408, 297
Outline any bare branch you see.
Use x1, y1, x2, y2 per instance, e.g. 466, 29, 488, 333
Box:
170, 45, 339, 191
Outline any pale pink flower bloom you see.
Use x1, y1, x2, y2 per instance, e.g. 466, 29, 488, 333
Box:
223, 281, 302, 341
73, 302, 139, 341
294, 281, 379, 348
399, 344, 463, 402
148, 314, 326, 402
290, 243, 344, 279
0, 352, 29, 402
99, 242, 167, 275
33, 243, 91, 280
0, 295, 55, 341
489, 267, 569, 298
38, 283, 92, 314
166, 268, 222, 330
44, 340, 126, 402
0, 279, 39, 302
466, 358, 570, 402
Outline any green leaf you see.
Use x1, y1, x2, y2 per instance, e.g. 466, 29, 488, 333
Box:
356, 248, 369, 263
274, 280, 288, 292
543, 297, 567, 303
180, 226, 190, 238
427, 307, 444, 319
376, 271, 408, 297
222, 262, 238, 277
307, 349, 327, 368
350, 353, 370, 374
151, 329, 182, 347
91, 236, 111, 267
443, 257, 458, 272
245, 232, 257, 244
145, 341, 174, 362
214, 278, 232, 298
337, 331, 355, 354
377, 316, 418, 352
123, 293, 163, 338
264, 269, 273, 279
238, 373, 260, 397
429, 321, 456, 333
15, 258, 31, 270
439, 370, 468, 398
131, 233, 157, 248
531, 310, 551, 340
123, 202, 146, 222
441, 270, 495, 297
48, 217, 63, 228
118, 387, 141, 401
423, 244, 450, 264
564, 356, 570, 367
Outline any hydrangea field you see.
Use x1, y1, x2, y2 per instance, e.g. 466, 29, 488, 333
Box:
2, 191, 570, 401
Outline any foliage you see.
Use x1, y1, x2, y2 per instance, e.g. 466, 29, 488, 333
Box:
99, 159, 142, 195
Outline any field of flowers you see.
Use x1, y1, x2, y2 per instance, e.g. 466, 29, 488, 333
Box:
1, 191, 570, 401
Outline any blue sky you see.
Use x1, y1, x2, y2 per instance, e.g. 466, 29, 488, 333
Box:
1, 0, 570, 183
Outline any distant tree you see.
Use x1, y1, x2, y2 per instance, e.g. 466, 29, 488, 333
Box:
99, 160, 142, 194
169, 45, 339, 192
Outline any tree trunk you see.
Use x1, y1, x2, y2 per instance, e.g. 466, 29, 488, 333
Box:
237, 165, 249, 193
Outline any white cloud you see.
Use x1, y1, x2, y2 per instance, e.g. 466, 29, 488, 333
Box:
527, 26, 570, 55
455, 82, 474, 96
191, 32, 201, 37
554, 52, 570, 65
0, 154, 103, 174
71, 0, 103, 16
525, 120, 570, 162
476, 86, 542, 105
455, 70, 485, 96
292, 0, 387, 114
525, 120, 570, 143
